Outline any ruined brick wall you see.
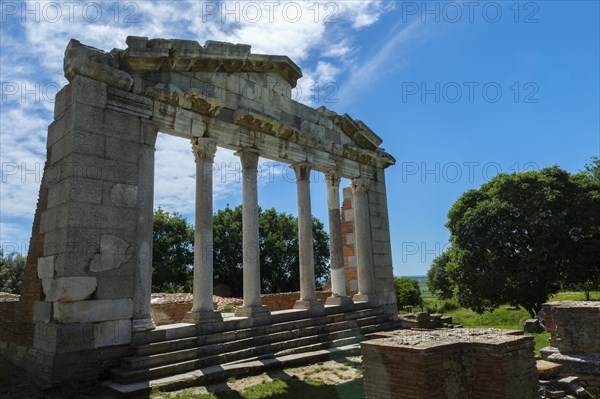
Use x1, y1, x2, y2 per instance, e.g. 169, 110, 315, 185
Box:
341, 187, 358, 295
261, 291, 330, 311
151, 291, 332, 325
0, 149, 49, 350
362, 329, 539, 399
542, 301, 600, 354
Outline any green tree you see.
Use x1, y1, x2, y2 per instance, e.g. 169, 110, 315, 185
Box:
446, 166, 600, 317
152, 208, 194, 293
0, 249, 26, 294
427, 251, 454, 300
394, 276, 423, 308
213, 205, 330, 296
564, 158, 600, 300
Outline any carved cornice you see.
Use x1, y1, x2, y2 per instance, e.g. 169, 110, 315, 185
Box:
330, 113, 382, 151
114, 36, 302, 88
62, 37, 396, 171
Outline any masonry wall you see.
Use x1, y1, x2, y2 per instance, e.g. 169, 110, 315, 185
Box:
151, 291, 332, 326
362, 329, 539, 399
368, 169, 397, 315
542, 301, 600, 354
341, 187, 358, 295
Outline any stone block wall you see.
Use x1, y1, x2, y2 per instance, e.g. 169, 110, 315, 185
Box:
367, 170, 397, 314
542, 301, 600, 354
361, 329, 539, 399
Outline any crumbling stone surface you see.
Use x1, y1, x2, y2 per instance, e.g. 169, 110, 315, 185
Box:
543, 301, 600, 354
361, 328, 539, 399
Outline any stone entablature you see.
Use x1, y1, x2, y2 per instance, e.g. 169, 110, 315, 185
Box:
64, 38, 395, 176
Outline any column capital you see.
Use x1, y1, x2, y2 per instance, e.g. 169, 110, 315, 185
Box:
235, 148, 260, 170
324, 171, 341, 188
191, 138, 217, 162
290, 162, 313, 181
351, 177, 370, 193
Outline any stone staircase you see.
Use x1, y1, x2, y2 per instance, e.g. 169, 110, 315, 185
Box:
104, 303, 399, 394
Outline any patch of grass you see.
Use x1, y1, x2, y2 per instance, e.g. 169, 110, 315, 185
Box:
444, 305, 531, 330
549, 291, 600, 301
527, 331, 550, 356
443, 304, 550, 354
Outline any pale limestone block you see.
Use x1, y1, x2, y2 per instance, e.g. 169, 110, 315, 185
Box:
34, 321, 94, 353
37, 256, 55, 279
110, 184, 138, 207
93, 319, 132, 348
33, 301, 53, 322
42, 277, 97, 302
348, 255, 357, 268
349, 279, 359, 292
53, 299, 133, 323
89, 234, 133, 272
344, 209, 354, 222
346, 233, 355, 245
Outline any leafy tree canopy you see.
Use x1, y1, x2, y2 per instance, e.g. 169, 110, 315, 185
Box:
152, 206, 330, 296
427, 250, 454, 300
394, 276, 423, 308
443, 165, 600, 317
0, 249, 26, 294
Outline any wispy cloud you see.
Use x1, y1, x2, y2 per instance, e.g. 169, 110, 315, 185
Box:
338, 19, 425, 107
0, 0, 393, 245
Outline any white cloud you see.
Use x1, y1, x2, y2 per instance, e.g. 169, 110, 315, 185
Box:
0, 0, 394, 242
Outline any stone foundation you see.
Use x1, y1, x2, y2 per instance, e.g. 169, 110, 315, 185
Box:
361, 328, 539, 399
541, 301, 600, 388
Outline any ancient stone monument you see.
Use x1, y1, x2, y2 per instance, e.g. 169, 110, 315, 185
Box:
0, 37, 397, 386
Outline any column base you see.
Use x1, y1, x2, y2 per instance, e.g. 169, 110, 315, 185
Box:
183, 309, 223, 324
132, 317, 156, 332
353, 293, 376, 304
235, 305, 271, 325
294, 298, 325, 315
325, 295, 354, 307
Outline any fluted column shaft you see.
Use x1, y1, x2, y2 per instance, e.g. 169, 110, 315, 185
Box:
234, 149, 270, 320
351, 177, 376, 302
185, 138, 221, 323
291, 163, 324, 314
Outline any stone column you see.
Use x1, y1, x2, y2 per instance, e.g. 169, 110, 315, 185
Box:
234, 149, 270, 322
184, 138, 222, 324
132, 122, 158, 332
291, 163, 324, 314
324, 171, 353, 307
351, 177, 376, 303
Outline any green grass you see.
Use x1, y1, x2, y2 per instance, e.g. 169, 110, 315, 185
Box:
442, 302, 550, 355
150, 378, 364, 399
549, 291, 600, 301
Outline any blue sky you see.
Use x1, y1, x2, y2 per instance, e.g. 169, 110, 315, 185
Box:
1, 1, 598, 277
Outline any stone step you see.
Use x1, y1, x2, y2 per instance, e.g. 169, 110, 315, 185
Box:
110, 321, 383, 383
104, 343, 363, 394
133, 306, 385, 356
133, 302, 375, 346
123, 318, 371, 369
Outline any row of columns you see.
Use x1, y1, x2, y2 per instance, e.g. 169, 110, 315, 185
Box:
183, 138, 376, 324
